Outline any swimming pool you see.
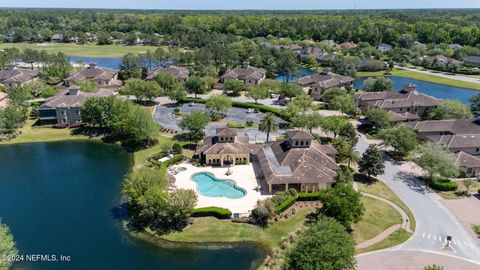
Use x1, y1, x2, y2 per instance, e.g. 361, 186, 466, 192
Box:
191, 172, 246, 199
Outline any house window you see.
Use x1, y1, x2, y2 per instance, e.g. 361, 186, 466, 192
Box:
407, 108, 410, 112
295, 141, 299, 146
467, 168, 473, 174
300, 141, 304, 146
400, 108, 403, 112
306, 141, 309, 146
230, 137, 233, 141
476, 148, 480, 153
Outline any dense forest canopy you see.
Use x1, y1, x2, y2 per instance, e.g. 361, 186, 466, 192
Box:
2, 9, 480, 46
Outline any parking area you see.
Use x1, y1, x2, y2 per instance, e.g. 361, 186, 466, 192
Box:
153, 102, 287, 142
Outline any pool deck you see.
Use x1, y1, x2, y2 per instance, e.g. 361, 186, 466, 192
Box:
173, 163, 270, 215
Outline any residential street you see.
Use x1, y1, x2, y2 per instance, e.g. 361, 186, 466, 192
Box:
356, 135, 480, 262
398, 66, 480, 84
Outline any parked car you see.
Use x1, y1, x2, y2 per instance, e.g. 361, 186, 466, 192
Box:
270, 93, 279, 99
187, 102, 195, 107
246, 108, 255, 114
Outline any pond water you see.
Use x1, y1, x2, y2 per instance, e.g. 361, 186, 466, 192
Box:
192, 172, 246, 199
69, 56, 122, 70
354, 76, 478, 104
275, 67, 316, 82
0, 142, 264, 270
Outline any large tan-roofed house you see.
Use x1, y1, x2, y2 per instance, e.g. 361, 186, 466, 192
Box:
146, 65, 189, 83
292, 70, 354, 100
354, 84, 442, 122
195, 128, 259, 166
38, 86, 116, 125
405, 119, 480, 174
255, 130, 339, 193
64, 63, 121, 87
220, 63, 267, 86
0, 66, 39, 87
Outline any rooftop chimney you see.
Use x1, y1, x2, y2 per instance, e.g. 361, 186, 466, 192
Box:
403, 83, 417, 92
242, 62, 250, 68
88, 63, 97, 69
68, 86, 80, 95
322, 68, 332, 75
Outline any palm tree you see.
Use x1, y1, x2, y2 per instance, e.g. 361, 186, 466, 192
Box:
340, 143, 360, 169
259, 113, 279, 143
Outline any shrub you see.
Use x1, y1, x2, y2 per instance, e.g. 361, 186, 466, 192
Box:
191, 207, 232, 219
227, 121, 245, 128
274, 196, 296, 214
172, 143, 183, 154
297, 192, 322, 201
161, 154, 184, 168
430, 179, 458, 191
245, 120, 254, 127
472, 225, 480, 237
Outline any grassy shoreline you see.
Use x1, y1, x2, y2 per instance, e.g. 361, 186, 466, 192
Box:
357, 68, 480, 90
0, 42, 161, 58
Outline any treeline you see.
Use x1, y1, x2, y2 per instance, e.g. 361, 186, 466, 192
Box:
3, 9, 480, 47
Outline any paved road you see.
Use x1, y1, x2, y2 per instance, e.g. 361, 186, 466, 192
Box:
356, 135, 480, 262
398, 66, 480, 84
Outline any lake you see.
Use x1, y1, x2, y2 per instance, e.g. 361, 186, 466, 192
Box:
0, 142, 264, 270
69, 56, 122, 70
275, 67, 316, 82
354, 76, 477, 104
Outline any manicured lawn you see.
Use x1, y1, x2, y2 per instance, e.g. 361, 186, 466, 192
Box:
160, 207, 315, 249
357, 229, 412, 254
0, 42, 161, 58
357, 68, 480, 90
352, 196, 402, 243
0, 118, 94, 145
435, 180, 480, 200
356, 180, 416, 232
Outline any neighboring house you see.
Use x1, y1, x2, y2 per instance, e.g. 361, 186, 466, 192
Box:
319, 39, 336, 47
455, 151, 480, 177
278, 44, 303, 53
357, 59, 388, 71
354, 83, 442, 121
405, 119, 480, 156
448, 43, 464, 50
0, 66, 39, 87
463, 56, 480, 67
195, 128, 259, 166
300, 47, 322, 59
377, 43, 393, 52
37, 86, 116, 125
424, 55, 462, 66
64, 63, 121, 87
255, 130, 339, 193
336, 41, 358, 49
316, 52, 337, 64
292, 69, 354, 100
146, 65, 189, 83
220, 63, 267, 86
51, 34, 63, 42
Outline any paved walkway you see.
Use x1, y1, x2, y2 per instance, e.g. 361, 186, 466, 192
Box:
357, 250, 480, 270
398, 66, 480, 84
353, 182, 412, 249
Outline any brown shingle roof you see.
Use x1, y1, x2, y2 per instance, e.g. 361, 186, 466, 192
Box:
65, 64, 116, 82
216, 127, 237, 137
220, 66, 266, 81
389, 111, 421, 122
427, 134, 480, 149
146, 66, 189, 80
39, 88, 116, 109
355, 89, 442, 109
286, 130, 314, 140
256, 139, 339, 185
293, 72, 354, 88
405, 119, 480, 134
0, 66, 38, 84
455, 151, 480, 168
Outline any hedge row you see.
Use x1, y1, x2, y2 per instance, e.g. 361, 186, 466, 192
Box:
180, 97, 286, 119
296, 192, 322, 201
191, 207, 232, 219
157, 154, 184, 168
274, 196, 297, 214
430, 179, 458, 192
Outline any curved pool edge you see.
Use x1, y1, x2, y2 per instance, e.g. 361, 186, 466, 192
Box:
190, 171, 248, 199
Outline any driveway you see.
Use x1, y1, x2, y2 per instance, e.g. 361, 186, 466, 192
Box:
153, 102, 287, 142
356, 135, 480, 262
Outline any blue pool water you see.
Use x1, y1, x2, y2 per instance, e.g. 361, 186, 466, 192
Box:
354, 76, 477, 104
192, 172, 246, 199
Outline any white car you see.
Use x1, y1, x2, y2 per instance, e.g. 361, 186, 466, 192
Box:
246, 108, 255, 114
270, 93, 279, 99
187, 102, 195, 107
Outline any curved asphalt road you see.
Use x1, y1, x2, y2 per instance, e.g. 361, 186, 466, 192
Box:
356, 135, 480, 262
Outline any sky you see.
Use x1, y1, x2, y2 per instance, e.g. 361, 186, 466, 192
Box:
1, 0, 480, 10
